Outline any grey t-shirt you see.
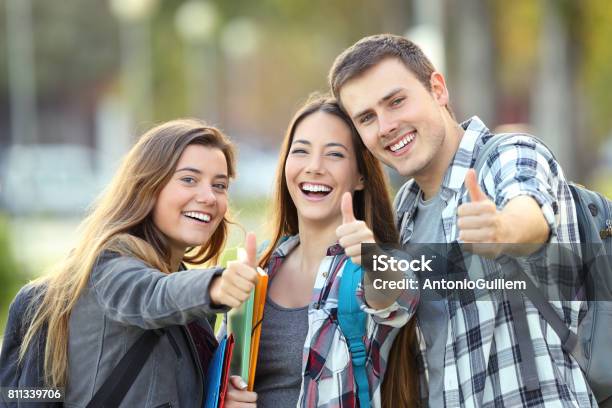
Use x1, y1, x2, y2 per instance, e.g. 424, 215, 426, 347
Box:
410, 191, 448, 407
254, 296, 309, 408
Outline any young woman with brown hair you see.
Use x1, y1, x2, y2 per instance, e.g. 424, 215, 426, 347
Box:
254, 95, 418, 407
1, 119, 258, 407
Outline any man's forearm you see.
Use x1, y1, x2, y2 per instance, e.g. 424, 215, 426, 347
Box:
500, 195, 550, 255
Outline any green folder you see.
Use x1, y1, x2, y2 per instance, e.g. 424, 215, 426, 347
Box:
221, 246, 255, 383
227, 290, 254, 382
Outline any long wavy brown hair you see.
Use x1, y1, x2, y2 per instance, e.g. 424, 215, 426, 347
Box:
259, 94, 418, 406
20, 118, 236, 387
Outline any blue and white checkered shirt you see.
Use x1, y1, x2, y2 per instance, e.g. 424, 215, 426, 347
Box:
394, 116, 593, 407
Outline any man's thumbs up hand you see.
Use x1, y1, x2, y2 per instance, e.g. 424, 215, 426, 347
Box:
457, 169, 507, 257
465, 168, 487, 202
336, 192, 375, 265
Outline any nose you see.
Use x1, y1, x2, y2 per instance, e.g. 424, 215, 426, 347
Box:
378, 111, 398, 138
304, 154, 324, 175
196, 185, 217, 206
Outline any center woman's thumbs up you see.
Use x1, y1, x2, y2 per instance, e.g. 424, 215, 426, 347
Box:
209, 232, 260, 308
336, 192, 375, 265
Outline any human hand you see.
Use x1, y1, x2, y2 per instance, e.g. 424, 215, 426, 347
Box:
225, 376, 257, 408
209, 232, 259, 308
336, 192, 375, 265
457, 169, 508, 258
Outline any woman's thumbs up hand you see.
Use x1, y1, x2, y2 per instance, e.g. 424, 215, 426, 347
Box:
209, 232, 260, 308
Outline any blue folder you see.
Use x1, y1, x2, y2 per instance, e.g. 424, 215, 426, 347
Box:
203, 336, 228, 408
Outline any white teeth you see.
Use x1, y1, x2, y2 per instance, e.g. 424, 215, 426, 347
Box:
389, 132, 416, 152
184, 211, 211, 222
302, 183, 332, 192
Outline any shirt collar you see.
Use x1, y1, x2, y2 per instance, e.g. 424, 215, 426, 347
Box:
395, 116, 491, 218
443, 115, 492, 192
269, 234, 345, 262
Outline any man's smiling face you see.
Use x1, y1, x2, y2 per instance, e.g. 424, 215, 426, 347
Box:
339, 57, 449, 178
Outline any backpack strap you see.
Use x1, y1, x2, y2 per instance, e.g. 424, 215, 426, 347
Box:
86, 329, 165, 408
505, 288, 540, 391
505, 261, 586, 370
337, 259, 370, 408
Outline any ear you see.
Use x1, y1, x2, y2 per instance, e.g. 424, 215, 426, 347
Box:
355, 175, 365, 191
429, 71, 449, 107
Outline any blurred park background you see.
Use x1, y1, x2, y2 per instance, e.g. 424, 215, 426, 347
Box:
1, 0, 612, 332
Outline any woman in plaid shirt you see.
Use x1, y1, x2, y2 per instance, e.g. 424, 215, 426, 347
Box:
254, 94, 418, 408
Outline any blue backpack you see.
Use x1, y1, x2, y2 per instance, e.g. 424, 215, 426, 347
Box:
475, 133, 612, 405
337, 259, 371, 408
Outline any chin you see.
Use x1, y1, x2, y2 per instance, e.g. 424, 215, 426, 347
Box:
299, 210, 339, 225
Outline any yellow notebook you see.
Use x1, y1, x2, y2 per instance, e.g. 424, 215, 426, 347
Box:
248, 267, 268, 390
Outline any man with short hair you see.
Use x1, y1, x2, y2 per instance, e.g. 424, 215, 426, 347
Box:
332, 34, 593, 407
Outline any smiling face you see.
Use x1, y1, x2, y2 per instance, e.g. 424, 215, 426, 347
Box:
152, 144, 229, 258
284, 111, 364, 226
339, 57, 450, 178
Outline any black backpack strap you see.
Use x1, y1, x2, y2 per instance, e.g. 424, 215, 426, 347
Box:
506, 290, 540, 391
503, 261, 586, 371
86, 329, 165, 408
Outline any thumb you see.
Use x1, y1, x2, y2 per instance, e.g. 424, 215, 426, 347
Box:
465, 168, 486, 202
244, 232, 257, 267
341, 192, 356, 224
229, 375, 248, 390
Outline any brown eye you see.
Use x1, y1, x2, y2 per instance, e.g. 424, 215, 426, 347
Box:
328, 152, 345, 158
360, 113, 374, 124
181, 176, 196, 184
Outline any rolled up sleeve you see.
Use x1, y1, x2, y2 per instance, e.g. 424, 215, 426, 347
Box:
487, 136, 560, 238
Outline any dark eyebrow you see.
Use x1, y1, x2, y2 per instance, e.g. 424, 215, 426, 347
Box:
325, 142, 348, 151
175, 167, 202, 174
176, 168, 228, 180
292, 140, 347, 151
381, 87, 403, 102
352, 87, 404, 120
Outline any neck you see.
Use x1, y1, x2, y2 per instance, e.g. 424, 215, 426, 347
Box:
414, 117, 464, 200
169, 247, 185, 272
296, 215, 341, 272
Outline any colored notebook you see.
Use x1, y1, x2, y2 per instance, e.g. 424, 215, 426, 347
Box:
247, 267, 268, 390
226, 250, 268, 390
218, 334, 234, 408
227, 289, 254, 381
203, 333, 235, 408
203, 336, 227, 408
221, 246, 268, 390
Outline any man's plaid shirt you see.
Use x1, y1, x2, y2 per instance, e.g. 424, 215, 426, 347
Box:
393, 116, 594, 407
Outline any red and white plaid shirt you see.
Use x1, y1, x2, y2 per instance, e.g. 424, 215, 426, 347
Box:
263, 235, 417, 408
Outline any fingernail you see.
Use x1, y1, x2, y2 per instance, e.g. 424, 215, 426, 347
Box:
238, 378, 248, 390
237, 248, 247, 262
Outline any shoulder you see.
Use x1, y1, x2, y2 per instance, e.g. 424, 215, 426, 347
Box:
91, 250, 151, 275
479, 133, 557, 164
9, 283, 46, 316
475, 132, 561, 180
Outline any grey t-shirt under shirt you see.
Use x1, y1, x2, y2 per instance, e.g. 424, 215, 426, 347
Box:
410, 191, 448, 407
254, 296, 309, 408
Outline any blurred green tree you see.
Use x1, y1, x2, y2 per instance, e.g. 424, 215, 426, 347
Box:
0, 215, 26, 332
